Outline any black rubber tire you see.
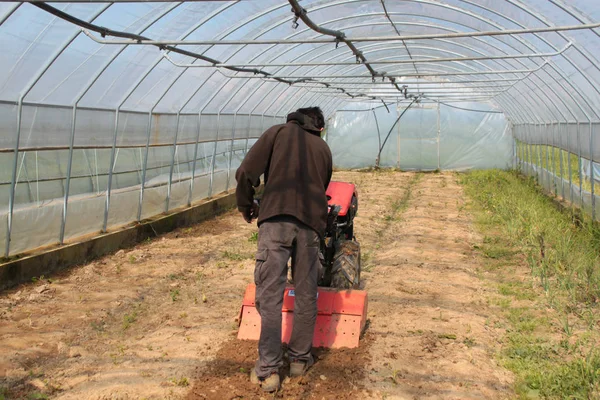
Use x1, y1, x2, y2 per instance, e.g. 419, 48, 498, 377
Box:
330, 240, 361, 289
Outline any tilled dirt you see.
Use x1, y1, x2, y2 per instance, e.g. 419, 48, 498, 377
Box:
0, 171, 513, 399
186, 337, 372, 400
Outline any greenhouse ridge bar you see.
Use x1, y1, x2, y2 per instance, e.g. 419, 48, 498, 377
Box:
1, 0, 600, 257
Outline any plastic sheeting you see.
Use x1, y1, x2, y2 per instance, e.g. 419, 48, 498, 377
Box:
2, 0, 600, 256
514, 123, 600, 161
327, 101, 511, 170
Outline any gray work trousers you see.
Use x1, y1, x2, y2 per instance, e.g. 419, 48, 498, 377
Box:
254, 216, 320, 379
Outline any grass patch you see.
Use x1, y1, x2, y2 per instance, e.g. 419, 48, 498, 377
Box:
222, 250, 252, 261
383, 173, 422, 223
462, 170, 600, 304
26, 393, 48, 400
462, 169, 600, 399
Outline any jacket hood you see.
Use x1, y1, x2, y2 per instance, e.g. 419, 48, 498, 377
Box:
286, 112, 322, 136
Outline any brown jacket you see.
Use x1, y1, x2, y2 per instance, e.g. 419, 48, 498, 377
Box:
235, 112, 333, 236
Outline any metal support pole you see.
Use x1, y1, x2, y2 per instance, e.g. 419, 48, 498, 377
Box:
137, 113, 153, 222
567, 124, 573, 204
538, 125, 543, 183
578, 122, 583, 209
396, 108, 401, 169
525, 135, 530, 176
526, 129, 531, 175
6, 102, 23, 257
526, 127, 530, 177
590, 122, 595, 220
437, 101, 441, 170
225, 113, 237, 192
103, 111, 120, 232
208, 113, 222, 198
551, 123, 557, 195
165, 112, 181, 212
513, 128, 517, 171
59, 106, 78, 244
244, 113, 252, 155
187, 114, 203, 206
545, 123, 550, 191
559, 122, 564, 199
377, 98, 416, 167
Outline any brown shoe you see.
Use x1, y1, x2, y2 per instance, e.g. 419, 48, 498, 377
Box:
250, 368, 280, 392
289, 361, 311, 377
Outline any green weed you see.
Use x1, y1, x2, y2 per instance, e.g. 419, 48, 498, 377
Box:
248, 232, 258, 243
170, 377, 189, 387
170, 289, 180, 302
462, 169, 600, 400
122, 311, 138, 330
437, 333, 457, 340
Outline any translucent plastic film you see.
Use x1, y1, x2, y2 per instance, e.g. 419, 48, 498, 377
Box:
327, 102, 511, 170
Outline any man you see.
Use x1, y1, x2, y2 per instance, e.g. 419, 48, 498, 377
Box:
235, 107, 332, 392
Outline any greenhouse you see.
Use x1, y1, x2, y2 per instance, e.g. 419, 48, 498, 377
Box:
1, 1, 600, 399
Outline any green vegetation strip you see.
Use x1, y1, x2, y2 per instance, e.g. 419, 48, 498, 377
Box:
461, 170, 600, 399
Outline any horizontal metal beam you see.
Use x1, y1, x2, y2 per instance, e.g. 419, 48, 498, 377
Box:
213, 61, 550, 79
82, 21, 600, 45
159, 42, 571, 68
284, 77, 523, 85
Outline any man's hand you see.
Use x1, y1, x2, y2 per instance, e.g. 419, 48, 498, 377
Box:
241, 202, 260, 223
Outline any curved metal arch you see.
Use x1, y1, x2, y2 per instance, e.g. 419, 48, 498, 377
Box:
137, 2, 329, 116
153, 0, 572, 114
456, 0, 598, 185
50, 3, 600, 125
495, 92, 526, 124
241, 14, 579, 122
0, 3, 22, 28
277, 15, 581, 121
158, 0, 549, 109
452, 0, 598, 121
100, 2, 235, 231
304, 32, 570, 122
6, 2, 112, 256
328, 0, 599, 121
272, 39, 548, 122
286, 22, 580, 123
63, 2, 185, 241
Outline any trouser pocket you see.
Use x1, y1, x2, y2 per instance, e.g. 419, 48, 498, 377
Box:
254, 249, 268, 285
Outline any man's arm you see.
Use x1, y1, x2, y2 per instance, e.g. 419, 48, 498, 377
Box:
324, 147, 333, 190
235, 126, 279, 221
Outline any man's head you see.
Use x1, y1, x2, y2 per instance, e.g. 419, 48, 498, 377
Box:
297, 107, 325, 131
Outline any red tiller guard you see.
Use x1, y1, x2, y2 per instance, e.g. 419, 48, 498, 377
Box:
238, 284, 368, 348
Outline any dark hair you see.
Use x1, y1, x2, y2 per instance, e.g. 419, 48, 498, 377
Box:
297, 107, 325, 130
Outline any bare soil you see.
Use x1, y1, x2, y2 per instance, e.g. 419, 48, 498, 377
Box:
0, 171, 513, 399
